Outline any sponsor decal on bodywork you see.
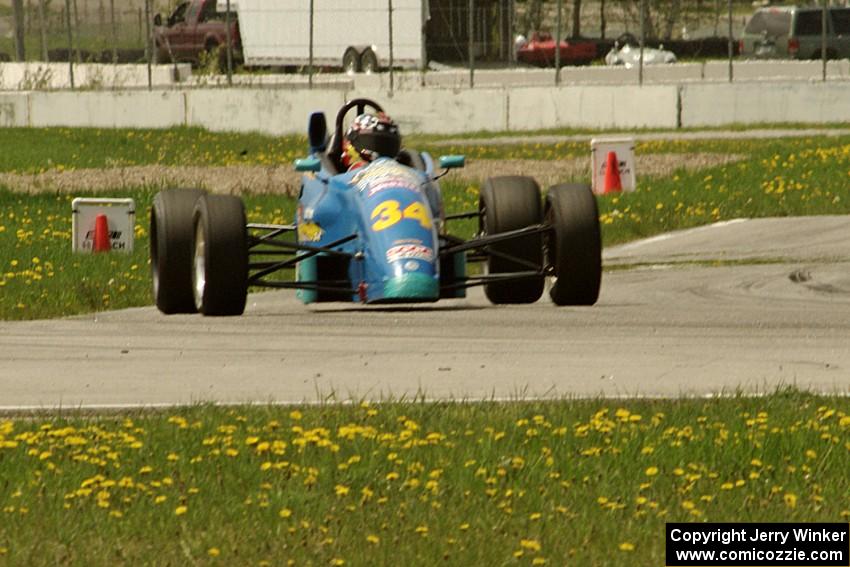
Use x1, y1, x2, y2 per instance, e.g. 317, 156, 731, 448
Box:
298, 222, 323, 242
370, 200, 432, 232
353, 161, 423, 197
386, 244, 434, 263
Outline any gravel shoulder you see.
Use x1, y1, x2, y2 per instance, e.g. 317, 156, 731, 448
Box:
434, 128, 850, 147
0, 153, 742, 195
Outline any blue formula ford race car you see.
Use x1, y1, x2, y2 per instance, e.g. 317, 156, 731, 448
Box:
149, 98, 602, 316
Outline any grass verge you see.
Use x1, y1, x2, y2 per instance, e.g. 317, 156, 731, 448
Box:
0, 389, 847, 566
0, 127, 305, 173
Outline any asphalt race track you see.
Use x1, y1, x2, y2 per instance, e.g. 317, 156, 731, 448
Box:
2, 215, 850, 410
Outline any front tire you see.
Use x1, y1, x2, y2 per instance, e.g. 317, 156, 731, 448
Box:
479, 176, 544, 304
192, 194, 248, 316
545, 183, 602, 306
150, 188, 205, 314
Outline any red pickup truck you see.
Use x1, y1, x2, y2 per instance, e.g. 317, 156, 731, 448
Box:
154, 0, 240, 66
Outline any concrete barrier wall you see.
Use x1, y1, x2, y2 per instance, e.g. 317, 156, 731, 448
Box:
187, 89, 347, 135
0, 63, 190, 90
373, 88, 508, 134
0, 93, 29, 127
6, 80, 850, 133
680, 82, 850, 127
703, 60, 850, 81
28, 90, 187, 129
349, 61, 849, 91
352, 65, 706, 91
508, 85, 679, 130
2, 60, 849, 91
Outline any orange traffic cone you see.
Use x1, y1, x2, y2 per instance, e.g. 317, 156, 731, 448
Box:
93, 214, 111, 253
603, 151, 622, 194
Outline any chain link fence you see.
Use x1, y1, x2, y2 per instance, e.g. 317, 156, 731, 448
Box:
1, 0, 172, 63
0, 0, 847, 89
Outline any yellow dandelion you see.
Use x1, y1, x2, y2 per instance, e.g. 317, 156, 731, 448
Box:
520, 539, 541, 552
619, 542, 635, 552
279, 508, 292, 518
175, 505, 187, 516
645, 466, 659, 476
784, 493, 797, 509
208, 548, 220, 557
366, 534, 380, 544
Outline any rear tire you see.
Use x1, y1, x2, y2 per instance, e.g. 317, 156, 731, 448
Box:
360, 48, 379, 73
150, 188, 205, 314
397, 148, 426, 171
342, 47, 361, 74
192, 194, 248, 316
545, 183, 602, 306
479, 176, 544, 304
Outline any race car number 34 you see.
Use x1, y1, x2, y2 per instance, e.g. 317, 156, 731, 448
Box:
370, 200, 432, 232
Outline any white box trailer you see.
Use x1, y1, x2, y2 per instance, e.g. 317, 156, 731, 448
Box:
218, 0, 429, 71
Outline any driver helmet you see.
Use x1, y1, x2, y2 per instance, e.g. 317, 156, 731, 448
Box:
342, 112, 401, 169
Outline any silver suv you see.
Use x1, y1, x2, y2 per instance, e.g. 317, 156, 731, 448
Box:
739, 6, 850, 59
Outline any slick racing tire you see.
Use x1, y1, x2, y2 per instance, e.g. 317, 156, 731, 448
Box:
479, 176, 544, 304
191, 194, 248, 316
150, 188, 205, 314
397, 148, 426, 171
545, 183, 602, 306
342, 46, 361, 74
360, 48, 379, 73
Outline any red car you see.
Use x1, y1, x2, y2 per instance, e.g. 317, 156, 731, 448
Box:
154, 0, 241, 66
516, 31, 597, 67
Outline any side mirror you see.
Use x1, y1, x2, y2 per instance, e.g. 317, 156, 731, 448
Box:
308, 111, 328, 153
153, 13, 162, 26
438, 155, 465, 169
295, 157, 321, 172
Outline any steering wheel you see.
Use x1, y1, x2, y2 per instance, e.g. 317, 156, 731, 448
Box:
330, 98, 385, 161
